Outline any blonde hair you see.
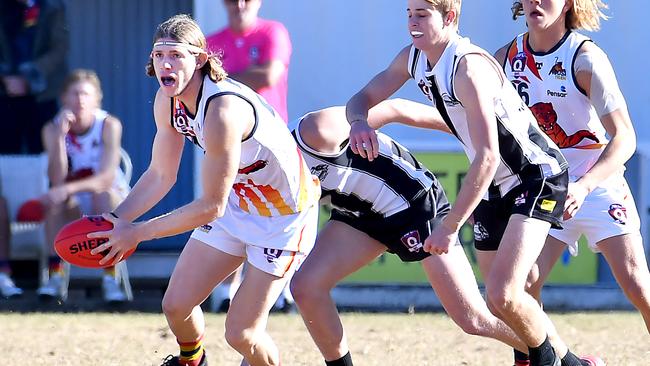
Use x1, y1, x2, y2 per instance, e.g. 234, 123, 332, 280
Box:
511, 0, 608, 31
145, 14, 227, 82
424, 0, 462, 26
61, 69, 103, 105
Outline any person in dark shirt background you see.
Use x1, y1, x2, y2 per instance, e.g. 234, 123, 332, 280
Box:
0, 0, 69, 154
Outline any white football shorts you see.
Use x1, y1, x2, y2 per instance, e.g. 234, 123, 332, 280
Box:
190, 204, 318, 277
549, 175, 640, 255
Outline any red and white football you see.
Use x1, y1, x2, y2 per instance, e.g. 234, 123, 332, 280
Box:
54, 215, 134, 268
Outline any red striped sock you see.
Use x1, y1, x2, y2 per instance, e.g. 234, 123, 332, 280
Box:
178, 335, 204, 366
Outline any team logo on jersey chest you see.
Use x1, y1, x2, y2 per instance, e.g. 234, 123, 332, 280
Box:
400, 230, 423, 253
511, 52, 527, 73
173, 102, 196, 137
548, 58, 567, 80
608, 203, 627, 224
417, 79, 434, 102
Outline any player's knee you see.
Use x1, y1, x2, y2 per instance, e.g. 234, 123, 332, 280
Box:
290, 271, 324, 304
486, 284, 519, 314
161, 292, 191, 320
621, 277, 650, 309
224, 326, 255, 352
454, 315, 487, 336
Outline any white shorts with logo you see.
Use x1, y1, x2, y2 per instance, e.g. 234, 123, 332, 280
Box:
549, 175, 640, 256
190, 204, 318, 278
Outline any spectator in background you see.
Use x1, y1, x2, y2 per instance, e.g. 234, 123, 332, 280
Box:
36, 69, 130, 303
0, 0, 69, 154
0, 194, 22, 298
207, 0, 291, 122
207, 0, 294, 312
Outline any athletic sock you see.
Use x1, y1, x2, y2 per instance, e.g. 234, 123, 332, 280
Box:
514, 348, 531, 365
325, 351, 353, 366
528, 336, 556, 366
178, 335, 204, 366
561, 350, 586, 366
48, 256, 64, 276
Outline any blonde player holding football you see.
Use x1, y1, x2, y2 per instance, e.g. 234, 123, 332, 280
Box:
89, 15, 320, 366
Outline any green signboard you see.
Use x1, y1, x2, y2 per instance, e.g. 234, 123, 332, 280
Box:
326, 151, 598, 284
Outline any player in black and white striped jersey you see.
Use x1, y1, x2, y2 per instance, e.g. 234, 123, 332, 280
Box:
290, 98, 528, 366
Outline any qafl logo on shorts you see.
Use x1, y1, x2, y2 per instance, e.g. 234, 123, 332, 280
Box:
608, 203, 627, 225
400, 230, 423, 253
263, 248, 283, 263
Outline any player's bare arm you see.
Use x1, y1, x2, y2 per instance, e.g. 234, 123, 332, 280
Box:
135, 94, 252, 241
42, 117, 70, 186
493, 42, 512, 69
368, 98, 451, 133
444, 54, 501, 230
111, 89, 185, 223
347, 45, 412, 160
571, 42, 635, 194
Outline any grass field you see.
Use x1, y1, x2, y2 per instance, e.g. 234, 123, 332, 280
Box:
1, 311, 648, 365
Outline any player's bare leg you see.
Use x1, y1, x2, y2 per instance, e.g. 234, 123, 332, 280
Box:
422, 244, 528, 352
599, 233, 650, 333
483, 215, 567, 365
291, 221, 385, 363
225, 264, 289, 366
162, 239, 244, 361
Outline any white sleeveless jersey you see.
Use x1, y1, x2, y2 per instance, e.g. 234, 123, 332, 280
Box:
503, 31, 608, 177
64, 110, 128, 191
408, 35, 567, 199
171, 75, 320, 218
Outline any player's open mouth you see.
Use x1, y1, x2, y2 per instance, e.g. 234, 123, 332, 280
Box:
410, 31, 423, 38
161, 76, 175, 86
530, 10, 542, 17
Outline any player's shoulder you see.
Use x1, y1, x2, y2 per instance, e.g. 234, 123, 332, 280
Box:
493, 39, 515, 66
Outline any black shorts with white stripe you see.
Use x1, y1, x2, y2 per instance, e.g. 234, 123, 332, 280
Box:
329, 187, 458, 262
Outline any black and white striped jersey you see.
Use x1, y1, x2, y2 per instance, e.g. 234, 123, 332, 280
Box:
293, 118, 446, 219
408, 35, 568, 199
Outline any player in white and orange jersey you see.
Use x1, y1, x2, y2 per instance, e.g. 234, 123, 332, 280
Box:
497, 0, 650, 351
495, 1, 650, 365
87, 14, 320, 366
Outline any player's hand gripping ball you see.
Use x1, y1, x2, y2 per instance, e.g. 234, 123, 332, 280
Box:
54, 216, 135, 268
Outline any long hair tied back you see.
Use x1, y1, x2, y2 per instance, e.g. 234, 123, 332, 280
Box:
145, 14, 227, 82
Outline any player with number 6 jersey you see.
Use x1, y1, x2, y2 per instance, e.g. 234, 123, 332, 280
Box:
497, 0, 650, 342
